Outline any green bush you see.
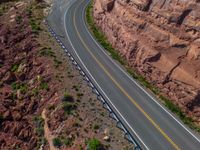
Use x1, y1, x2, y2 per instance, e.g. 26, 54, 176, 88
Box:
87, 138, 102, 150
53, 137, 62, 148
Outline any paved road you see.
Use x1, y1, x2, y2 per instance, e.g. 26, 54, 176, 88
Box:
47, 0, 200, 149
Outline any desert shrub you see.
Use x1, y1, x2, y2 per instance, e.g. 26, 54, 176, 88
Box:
87, 138, 103, 150
93, 124, 100, 130
62, 93, 74, 102
53, 59, 62, 68
62, 102, 77, 115
53, 137, 62, 148
77, 93, 84, 98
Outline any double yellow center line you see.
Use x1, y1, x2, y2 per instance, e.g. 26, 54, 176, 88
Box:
72, 1, 180, 149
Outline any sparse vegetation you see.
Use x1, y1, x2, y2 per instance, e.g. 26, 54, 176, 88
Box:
33, 116, 44, 136
11, 82, 28, 94
48, 104, 55, 110
11, 64, 20, 72
15, 15, 22, 24
33, 115, 46, 149
53, 58, 62, 68
26, 6, 33, 16
63, 137, 73, 146
39, 47, 55, 57
32, 88, 39, 96
37, 137, 47, 148
39, 47, 62, 68
0, 3, 9, 16
86, 0, 200, 133
73, 121, 81, 128
53, 136, 74, 147
25, 0, 44, 34
40, 81, 49, 90
72, 85, 79, 91
62, 102, 77, 115
29, 18, 41, 33
79, 145, 84, 150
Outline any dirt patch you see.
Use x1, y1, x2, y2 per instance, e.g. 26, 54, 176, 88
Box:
42, 109, 57, 150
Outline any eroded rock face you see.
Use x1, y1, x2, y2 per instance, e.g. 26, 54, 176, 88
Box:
93, 0, 200, 121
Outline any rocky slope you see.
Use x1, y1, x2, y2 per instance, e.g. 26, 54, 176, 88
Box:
0, 0, 134, 149
93, 0, 200, 122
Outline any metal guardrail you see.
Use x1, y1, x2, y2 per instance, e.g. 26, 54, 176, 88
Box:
45, 20, 142, 150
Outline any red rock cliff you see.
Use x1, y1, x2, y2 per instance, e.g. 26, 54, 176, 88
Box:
93, 0, 200, 121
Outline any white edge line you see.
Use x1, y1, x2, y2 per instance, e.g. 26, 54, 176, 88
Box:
81, 0, 200, 143
63, 1, 149, 150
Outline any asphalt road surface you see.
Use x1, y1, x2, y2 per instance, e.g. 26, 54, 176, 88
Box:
47, 0, 200, 149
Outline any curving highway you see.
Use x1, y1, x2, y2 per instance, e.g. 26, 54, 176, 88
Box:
47, 0, 200, 149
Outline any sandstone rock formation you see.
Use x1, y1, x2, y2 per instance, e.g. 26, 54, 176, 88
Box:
93, 0, 200, 121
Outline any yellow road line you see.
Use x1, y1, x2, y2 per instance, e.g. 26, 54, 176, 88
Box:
72, 1, 180, 150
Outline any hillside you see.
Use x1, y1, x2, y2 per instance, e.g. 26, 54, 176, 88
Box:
93, 0, 200, 123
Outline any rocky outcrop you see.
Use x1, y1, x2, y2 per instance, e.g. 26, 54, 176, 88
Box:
93, 0, 200, 121
0, 1, 54, 149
